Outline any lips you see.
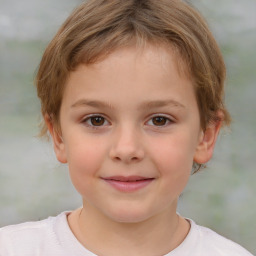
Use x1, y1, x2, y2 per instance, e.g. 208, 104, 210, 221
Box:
101, 176, 155, 192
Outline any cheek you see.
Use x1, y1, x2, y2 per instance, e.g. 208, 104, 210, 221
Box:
151, 133, 195, 170
149, 133, 195, 192
65, 139, 106, 194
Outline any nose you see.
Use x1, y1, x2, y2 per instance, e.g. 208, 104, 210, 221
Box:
109, 126, 145, 164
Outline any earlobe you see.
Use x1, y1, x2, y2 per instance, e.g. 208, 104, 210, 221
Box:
193, 118, 222, 164
44, 114, 67, 164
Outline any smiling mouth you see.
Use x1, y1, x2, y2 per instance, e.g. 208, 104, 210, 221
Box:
101, 176, 155, 192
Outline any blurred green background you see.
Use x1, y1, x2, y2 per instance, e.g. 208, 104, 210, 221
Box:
0, 0, 255, 254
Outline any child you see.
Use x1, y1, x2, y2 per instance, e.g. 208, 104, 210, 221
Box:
0, 0, 253, 255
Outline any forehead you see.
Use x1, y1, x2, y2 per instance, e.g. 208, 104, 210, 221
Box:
78, 42, 191, 79
68, 44, 191, 92
94, 45, 175, 76
63, 44, 196, 110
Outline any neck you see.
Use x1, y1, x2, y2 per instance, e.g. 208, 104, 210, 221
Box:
68, 202, 190, 256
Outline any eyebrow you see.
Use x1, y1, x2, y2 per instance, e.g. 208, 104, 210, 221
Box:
71, 99, 185, 110
71, 99, 114, 109
140, 100, 185, 109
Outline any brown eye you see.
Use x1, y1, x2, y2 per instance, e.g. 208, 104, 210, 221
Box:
89, 116, 106, 126
152, 116, 168, 126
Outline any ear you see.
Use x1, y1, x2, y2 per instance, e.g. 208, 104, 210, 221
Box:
193, 114, 222, 164
44, 114, 67, 163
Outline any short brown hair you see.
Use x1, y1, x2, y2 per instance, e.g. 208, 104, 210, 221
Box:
36, 0, 231, 137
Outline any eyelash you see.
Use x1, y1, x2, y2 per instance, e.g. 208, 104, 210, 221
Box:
81, 114, 174, 129
82, 115, 110, 129
147, 115, 173, 127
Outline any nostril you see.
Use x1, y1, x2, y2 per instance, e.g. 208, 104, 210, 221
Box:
114, 156, 121, 161
109, 140, 145, 163
110, 152, 144, 163
113, 156, 138, 161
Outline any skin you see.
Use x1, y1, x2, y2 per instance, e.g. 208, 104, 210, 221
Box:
46, 44, 221, 256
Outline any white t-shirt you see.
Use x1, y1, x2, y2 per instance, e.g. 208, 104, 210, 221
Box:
0, 212, 253, 256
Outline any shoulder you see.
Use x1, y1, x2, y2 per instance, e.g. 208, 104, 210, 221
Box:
0, 212, 69, 256
189, 219, 253, 256
0, 214, 55, 235
0, 214, 56, 241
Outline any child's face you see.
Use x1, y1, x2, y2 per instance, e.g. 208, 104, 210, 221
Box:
49, 45, 216, 223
